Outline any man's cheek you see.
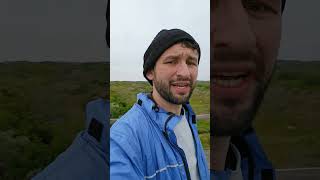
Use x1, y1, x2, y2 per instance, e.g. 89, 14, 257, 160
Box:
260, 47, 278, 84
256, 29, 281, 83
254, 36, 277, 84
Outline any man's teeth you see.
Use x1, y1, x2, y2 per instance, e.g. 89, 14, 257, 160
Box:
172, 82, 190, 87
173, 84, 188, 87
213, 75, 246, 87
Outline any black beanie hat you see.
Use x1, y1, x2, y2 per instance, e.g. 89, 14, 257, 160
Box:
143, 29, 201, 85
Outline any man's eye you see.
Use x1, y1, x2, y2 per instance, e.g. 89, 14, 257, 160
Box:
243, 0, 277, 14
187, 61, 198, 66
164, 60, 175, 64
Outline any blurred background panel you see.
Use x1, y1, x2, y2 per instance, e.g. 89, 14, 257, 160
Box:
0, 0, 108, 62
253, 0, 320, 178
0, 0, 108, 179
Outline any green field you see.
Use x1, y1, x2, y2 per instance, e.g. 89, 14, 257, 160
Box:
254, 61, 320, 168
0, 60, 319, 179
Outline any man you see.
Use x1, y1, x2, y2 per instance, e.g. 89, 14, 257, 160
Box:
110, 29, 209, 180
211, 0, 286, 179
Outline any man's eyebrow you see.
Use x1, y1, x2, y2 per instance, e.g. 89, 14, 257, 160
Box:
163, 54, 180, 60
188, 55, 198, 60
187, 54, 198, 61
163, 53, 198, 61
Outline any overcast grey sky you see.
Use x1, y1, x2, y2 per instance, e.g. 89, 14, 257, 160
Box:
0, 0, 107, 62
279, 0, 320, 61
110, 0, 210, 81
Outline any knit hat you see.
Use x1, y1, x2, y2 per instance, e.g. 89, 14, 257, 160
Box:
143, 29, 201, 85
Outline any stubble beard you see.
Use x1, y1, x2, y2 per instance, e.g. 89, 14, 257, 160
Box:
153, 75, 196, 105
212, 81, 266, 136
211, 45, 277, 136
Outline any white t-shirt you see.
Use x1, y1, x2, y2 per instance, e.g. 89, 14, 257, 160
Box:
173, 110, 200, 180
229, 144, 243, 180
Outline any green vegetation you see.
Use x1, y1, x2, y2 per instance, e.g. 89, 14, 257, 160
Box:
0, 62, 108, 180
254, 61, 320, 168
197, 120, 210, 150
110, 81, 152, 118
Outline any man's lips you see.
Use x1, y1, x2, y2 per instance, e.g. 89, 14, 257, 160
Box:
212, 62, 255, 73
170, 81, 190, 86
212, 63, 256, 98
170, 81, 191, 94
212, 63, 256, 83
212, 72, 249, 88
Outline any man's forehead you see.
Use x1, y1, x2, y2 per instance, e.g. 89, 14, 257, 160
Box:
161, 44, 199, 58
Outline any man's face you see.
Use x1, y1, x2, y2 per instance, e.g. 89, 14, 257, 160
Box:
147, 43, 199, 105
211, 0, 282, 136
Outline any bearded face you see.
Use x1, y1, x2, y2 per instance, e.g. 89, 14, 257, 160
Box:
153, 72, 196, 105
147, 43, 199, 105
211, 0, 282, 136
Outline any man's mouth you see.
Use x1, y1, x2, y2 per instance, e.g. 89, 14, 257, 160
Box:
212, 64, 256, 99
171, 82, 190, 87
212, 72, 249, 88
171, 81, 191, 94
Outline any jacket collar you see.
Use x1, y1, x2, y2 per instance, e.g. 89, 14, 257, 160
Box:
136, 93, 196, 132
230, 128, 275, 180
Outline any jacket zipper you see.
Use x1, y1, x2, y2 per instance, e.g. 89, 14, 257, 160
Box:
163, 113, 191, 180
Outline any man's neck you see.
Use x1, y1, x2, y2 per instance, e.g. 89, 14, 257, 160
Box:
210, 136, 231, 171
151, 91, 182, 115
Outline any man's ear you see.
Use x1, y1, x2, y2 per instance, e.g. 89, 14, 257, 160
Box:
146, 70, 154, 81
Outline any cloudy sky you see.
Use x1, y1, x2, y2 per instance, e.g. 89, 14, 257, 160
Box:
279, 0, 320, 61
110, 0, 210, 81
111, 0, 320, 81
0, 0, 107, 62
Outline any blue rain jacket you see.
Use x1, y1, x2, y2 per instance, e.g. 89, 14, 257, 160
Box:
110, 93, 210, 180
211, 128, 275, 180
32, 98, 109, 180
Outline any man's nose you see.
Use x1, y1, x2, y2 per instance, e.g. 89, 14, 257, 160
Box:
212, 0, 256, 51
176, 62, 191, 78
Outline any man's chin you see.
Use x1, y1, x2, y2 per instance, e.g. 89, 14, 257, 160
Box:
171, 94, 191, 104
212, 119, 252, 137
211, 98, 257, 136
169, 87, 192, 104
212, 114, 250, 136
212, 89, 266, 136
